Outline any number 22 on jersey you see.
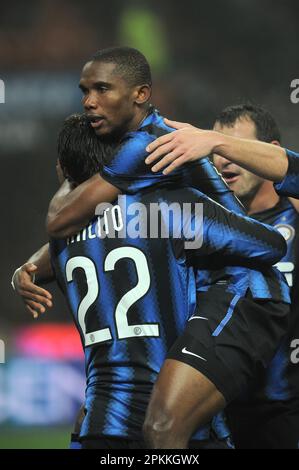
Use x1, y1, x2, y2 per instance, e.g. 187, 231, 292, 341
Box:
65, 246, 160, 346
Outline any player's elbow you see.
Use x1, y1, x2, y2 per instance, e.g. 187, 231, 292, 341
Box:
143, 410, 175, 448
143, 406, 187, 449
46, 215, 71, 239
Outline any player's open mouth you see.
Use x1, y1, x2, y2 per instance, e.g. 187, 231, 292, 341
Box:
221, 170, 239, 184
87, 115, 105, 129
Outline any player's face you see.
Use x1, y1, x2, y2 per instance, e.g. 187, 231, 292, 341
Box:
213, 118, 264, 201
79, 61, 139, 138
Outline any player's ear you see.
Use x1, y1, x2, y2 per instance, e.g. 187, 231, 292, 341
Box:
133, 84, 151, 105
270, 140, 281, 147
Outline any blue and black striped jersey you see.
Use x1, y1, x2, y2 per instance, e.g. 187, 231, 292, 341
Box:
274, 149, 299, 198
102, 109, 290, 303
49, 186, 285, 441
253, 197, 299, 401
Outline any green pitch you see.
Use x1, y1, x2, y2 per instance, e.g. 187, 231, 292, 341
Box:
0, 426, 72, 449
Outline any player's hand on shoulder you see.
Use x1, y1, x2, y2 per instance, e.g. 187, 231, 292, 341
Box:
11, 263, 53, 319
145, 118, 216, 174
288, 197, 299, 213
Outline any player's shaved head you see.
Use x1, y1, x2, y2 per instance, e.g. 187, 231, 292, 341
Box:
90, 46, 152, 88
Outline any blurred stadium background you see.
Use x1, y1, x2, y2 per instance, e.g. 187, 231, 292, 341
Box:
1, 0, 299, 448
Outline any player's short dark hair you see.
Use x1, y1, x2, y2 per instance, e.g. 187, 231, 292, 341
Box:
91, 46, 152, 87
57, 114, 115, 184
214, 103, 281, 143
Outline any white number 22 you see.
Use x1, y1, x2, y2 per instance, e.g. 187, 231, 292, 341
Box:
66, 247, 159, 347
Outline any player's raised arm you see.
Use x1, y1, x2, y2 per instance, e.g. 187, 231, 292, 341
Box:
12, 243, 54, 318
145, 118, 289, 183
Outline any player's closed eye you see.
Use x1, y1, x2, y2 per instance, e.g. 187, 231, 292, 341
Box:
95, 85, 108, 93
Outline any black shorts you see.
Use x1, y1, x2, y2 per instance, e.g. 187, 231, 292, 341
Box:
80, 436, 234, 450
81, 437, 146, 449
167, 287, 290, 403
226, 397, 299, 449
189, 436, 234, 449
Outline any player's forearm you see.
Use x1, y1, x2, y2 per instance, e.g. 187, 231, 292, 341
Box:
288, 197, 299, 213
46, 179, 92, 238
214, 133, 288, 182
26, 243, 54, 284
46, 174, 120, 239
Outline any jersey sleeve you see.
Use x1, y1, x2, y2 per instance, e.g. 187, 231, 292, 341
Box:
273, 149, 299, 198
101, 127, 184, 193
169, 190, 287, 268
181, 157, 246, 215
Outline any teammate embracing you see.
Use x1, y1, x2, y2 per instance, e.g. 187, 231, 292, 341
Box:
12, 48, 291, 449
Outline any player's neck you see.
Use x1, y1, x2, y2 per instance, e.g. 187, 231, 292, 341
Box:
243, 180, 280, 215
127, 106, 151, 133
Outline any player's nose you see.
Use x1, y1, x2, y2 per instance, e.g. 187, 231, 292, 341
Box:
213, 154, 230, 172
83, 91, 98, 111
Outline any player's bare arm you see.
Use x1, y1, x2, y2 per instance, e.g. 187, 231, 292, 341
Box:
288, 197, 299, 213
145, 118, 289, 182
12, 243, 53, 318
46, 174, 120, 239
